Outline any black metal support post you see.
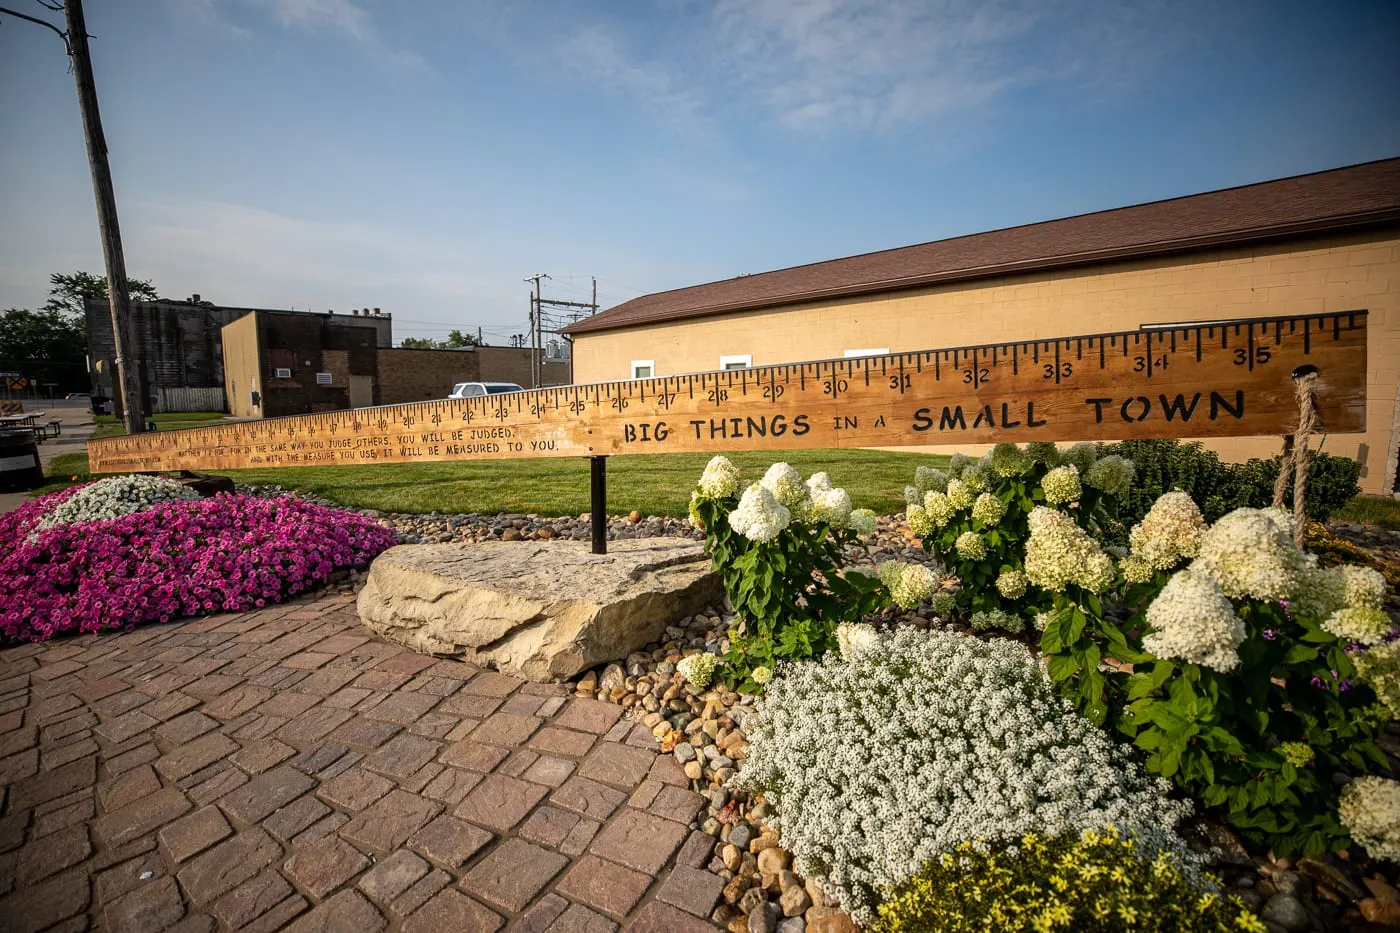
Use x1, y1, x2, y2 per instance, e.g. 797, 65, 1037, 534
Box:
590, 456, 607, 555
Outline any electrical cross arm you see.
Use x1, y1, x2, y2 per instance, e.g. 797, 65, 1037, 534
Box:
86, 311, 1368, 474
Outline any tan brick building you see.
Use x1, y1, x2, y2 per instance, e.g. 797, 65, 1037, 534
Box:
564, 159, 1400, 495
223, 313, 567, 418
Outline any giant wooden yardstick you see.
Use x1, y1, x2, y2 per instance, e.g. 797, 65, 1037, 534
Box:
89, 311, 1368, 552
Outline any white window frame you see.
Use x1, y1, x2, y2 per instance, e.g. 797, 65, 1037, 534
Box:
844, 348, 889, 358
273, 367, 292, 379
315, 372, 333, 385
631, 359, 655, 379
720, 354, 752, 370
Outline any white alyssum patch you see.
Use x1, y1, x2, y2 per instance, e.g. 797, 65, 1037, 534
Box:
728, 483, 792, 542
1129, 491, 1206, 571
38, 474, 200, 530
1340, 776, 1400, 862
1142, 569, 1246, 672
734, 627, 1193, 922
1190, 507, 1306, 601
698, 455, 741, 498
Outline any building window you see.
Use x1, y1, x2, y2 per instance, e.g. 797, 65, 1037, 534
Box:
631, 360, 654, 379
720, 354, 752, 370
844, 348, 889, 358
316, 372, 333, 385
274, 367, 292, 379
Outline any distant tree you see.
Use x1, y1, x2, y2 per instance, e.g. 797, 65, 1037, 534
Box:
43, 271, 159, 318
0, 307, 89, 391
399, 330, 480, 350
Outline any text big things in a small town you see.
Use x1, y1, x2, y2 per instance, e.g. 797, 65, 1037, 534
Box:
87, 311, 1368, 474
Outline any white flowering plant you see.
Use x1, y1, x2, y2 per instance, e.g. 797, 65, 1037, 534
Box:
37, 474, 200, 530
1037, 495, 1395, 858
733, 626, 1195, 923
906, 443, 1131, 630
689, 457, 888, 692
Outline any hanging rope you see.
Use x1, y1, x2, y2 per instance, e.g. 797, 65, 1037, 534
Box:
1274, 371, 1320, 548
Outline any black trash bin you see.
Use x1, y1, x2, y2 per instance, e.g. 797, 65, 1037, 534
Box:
0, 429, 43, 492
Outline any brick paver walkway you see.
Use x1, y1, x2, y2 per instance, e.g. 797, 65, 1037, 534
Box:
0, 593, 725, 931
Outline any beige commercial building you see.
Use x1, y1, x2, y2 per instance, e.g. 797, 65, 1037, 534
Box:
564, 159, 1400, 495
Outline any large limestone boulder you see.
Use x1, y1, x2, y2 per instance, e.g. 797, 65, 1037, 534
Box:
356, 539, 722, 682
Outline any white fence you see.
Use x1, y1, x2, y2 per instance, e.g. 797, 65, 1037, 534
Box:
153, 386, 226, 413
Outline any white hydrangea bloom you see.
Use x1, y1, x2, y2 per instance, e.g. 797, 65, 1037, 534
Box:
38, 474, 200, 529
1119, 555, 1155, 585
1342, 566, 1388, 610
1190, 507, 1306, 601
1291, 565, 1347, 623
697, 455, 741, 499
970, 608, 1025, 634
987, 443, 1031, 477
1141, 569, 1245, 672
929, 591, 958, 618
751, 666, 773, 685
881, 562, 936, 609
728, 483, 792, 542
1129, 491, 1206, 571
959, 462, 991, 493
922, 491, 956, 528
1041, 464, 1082, 506
906, 505, 933, 538
734, 628, 1194, 922
904, 485, 921, 507
1061, 441, 1099, 474
914, 466, 949, 494
1027, 442, 1060, 465
970, 492, 1005, 527
676, 652, 719, 689
807, 478, 853, 527
847, 509, 877, 536
1023, 507, 1115, 593
954, 532, 986, 561
835, 621, 879, 661
1323, 607, 1393, 646
945, 479, 975, 511
1340, 776, 1400, 863
1083, 454, 1136, 497
947, 453, 974, 478
996, 569, 1028, 600
760, 462, 808, 508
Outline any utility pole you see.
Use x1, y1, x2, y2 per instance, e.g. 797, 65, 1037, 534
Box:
523, 273, 548, 388
0, 1, 144, 432
65, 0, 144, 433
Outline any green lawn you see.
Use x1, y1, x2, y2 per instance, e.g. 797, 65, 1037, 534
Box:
43, 449, 945, 516
92, 412, 233, 440
1335, 494, 1400, 531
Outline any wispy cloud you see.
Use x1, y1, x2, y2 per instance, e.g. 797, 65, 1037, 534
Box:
554, 0, 1192, 133
178, 0, 423, 69
561, 27, 707, 135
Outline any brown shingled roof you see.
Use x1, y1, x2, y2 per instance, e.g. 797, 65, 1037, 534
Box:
563, 158, 1400, 336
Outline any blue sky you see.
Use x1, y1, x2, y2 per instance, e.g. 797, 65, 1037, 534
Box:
2, 0, 1397, 344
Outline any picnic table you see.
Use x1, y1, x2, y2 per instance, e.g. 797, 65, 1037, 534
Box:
0, 411, 43, 428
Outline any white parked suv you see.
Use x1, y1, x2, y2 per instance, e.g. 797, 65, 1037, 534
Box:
448, 381, 525, 399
